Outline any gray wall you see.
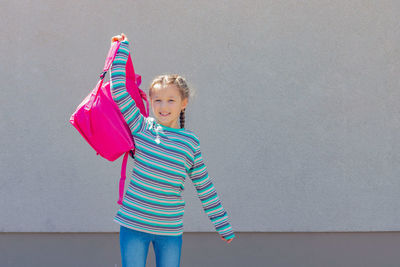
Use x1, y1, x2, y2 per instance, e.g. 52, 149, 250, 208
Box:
1, 0, 399, 234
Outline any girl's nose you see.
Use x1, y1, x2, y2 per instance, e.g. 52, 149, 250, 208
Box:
160, 101, 167, 108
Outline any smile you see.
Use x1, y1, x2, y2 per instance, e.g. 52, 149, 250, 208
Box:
159, 112, 170, 117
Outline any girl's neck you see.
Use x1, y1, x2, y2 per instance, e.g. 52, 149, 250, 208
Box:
157, 119, 180, 129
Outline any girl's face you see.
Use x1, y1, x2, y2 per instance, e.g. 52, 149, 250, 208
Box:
150, 84, 188, 129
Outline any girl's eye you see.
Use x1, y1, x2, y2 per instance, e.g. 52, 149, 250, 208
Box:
154, 99, 174, 102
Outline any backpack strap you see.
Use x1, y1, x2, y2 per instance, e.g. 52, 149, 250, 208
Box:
87, 41, 122, 126
117, 151, 130, 205
100, 41, 121, 80
87, 41, 119, 117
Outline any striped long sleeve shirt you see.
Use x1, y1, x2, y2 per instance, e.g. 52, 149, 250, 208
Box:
110, 40, 235, 240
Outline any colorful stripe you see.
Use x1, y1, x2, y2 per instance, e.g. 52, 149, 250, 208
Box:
110, 40, 235, 239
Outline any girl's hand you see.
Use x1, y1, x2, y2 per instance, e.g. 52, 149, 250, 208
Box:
111, 33, 128, 44
220, 235, 234, 244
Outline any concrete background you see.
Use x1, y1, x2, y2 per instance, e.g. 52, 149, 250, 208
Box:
1, 0, 399, 237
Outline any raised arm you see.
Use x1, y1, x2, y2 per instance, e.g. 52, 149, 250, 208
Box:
188, 139, 235, 241
110, 39, 146, 136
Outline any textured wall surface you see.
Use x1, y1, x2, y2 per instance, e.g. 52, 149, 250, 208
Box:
0, 0, 399, 232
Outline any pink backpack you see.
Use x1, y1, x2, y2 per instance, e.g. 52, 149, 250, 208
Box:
70, 41, 149, 205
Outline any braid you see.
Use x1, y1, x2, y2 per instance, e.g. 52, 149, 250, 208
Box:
180, 108, 186, 129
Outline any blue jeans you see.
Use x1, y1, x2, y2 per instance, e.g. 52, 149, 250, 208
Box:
119, 225, 182, 267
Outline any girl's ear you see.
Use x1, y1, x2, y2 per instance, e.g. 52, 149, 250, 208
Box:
181, 98, 188, 110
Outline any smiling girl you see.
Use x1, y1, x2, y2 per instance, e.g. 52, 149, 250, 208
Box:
110, 33, 235, 267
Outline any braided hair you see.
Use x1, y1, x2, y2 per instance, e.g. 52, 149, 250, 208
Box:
179, 108, 186, 129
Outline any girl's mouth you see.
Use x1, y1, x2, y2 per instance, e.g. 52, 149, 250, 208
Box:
159, 112, 170, 117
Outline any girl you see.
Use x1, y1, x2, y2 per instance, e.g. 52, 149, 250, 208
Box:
110, 33, 235, 267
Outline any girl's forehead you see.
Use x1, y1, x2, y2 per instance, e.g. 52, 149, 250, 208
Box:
152, 84, 181, 98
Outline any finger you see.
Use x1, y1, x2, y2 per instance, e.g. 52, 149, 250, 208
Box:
111, 36, 121, 42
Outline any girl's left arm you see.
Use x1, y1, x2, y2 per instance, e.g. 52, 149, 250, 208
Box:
188, 139, 235, 241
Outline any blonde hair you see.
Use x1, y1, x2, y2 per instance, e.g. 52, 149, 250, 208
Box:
149, 74, 195, 129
